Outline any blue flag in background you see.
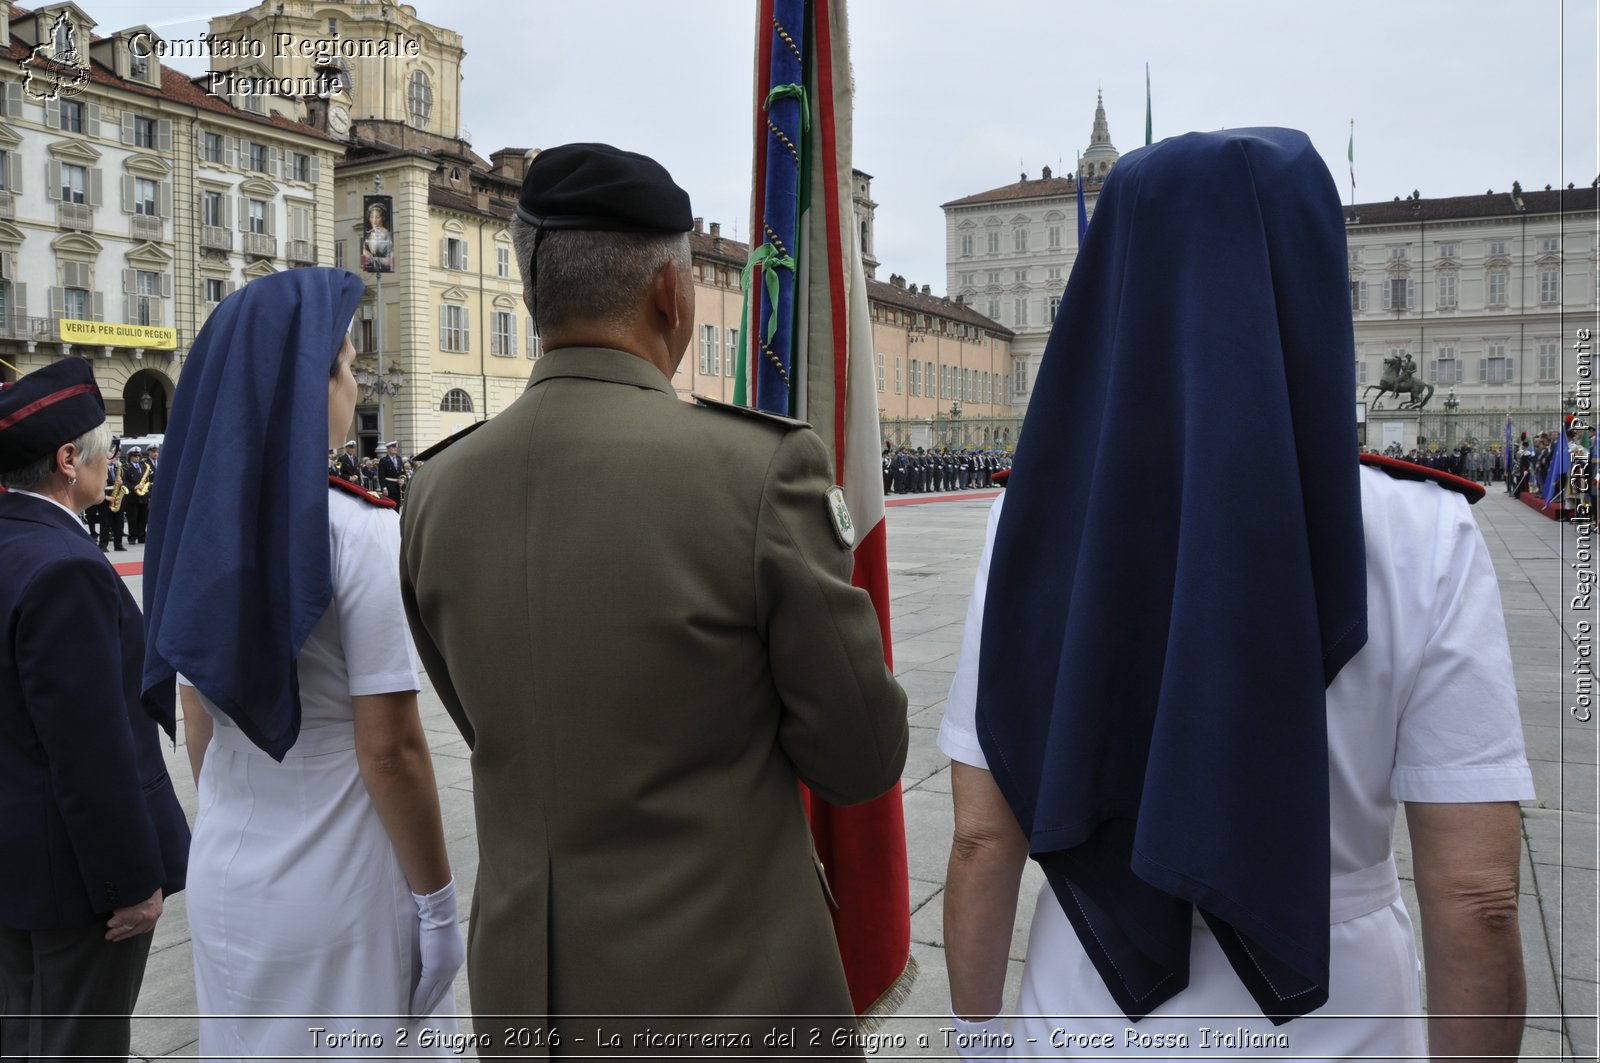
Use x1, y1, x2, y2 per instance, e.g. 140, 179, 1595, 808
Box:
1077, 157, 1088, 242
1543, 428, 1571, 507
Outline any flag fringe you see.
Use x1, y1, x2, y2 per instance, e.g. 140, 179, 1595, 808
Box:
856, 953, 919, 1032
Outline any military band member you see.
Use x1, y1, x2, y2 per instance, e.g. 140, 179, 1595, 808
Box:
122, 446, 152, 544
99, 442, 126, 552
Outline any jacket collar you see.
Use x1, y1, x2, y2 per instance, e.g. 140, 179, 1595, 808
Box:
528, 346, 676, 398
0, 489, 92, 538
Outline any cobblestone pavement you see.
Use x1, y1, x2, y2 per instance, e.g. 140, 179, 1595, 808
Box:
122, 485, 1596, 1059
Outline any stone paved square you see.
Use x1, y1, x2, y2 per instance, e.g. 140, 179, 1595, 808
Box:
124, 486, 1598, 1059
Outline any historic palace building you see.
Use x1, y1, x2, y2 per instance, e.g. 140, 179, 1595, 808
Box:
1345, 183, 1598, 449
0, 1, 338, 434
941, 92, 1120, 415
3, 0, 1011, 453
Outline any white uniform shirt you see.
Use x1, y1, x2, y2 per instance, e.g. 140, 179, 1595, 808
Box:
181, 487, 422, 731
939, 468, 1534, 1054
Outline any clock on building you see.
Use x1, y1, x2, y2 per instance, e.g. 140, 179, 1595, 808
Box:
328, 106, 351, 136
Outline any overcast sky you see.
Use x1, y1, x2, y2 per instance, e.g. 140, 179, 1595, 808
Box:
88, 1, 1599, 291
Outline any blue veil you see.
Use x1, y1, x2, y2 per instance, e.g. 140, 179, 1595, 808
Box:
976, 129, 1367, 1022
142, 268, 365, 760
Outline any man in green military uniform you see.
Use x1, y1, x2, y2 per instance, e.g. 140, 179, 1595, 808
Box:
400, 143, 908, 1055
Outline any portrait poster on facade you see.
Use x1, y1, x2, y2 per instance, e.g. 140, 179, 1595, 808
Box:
362, 194, 395, 273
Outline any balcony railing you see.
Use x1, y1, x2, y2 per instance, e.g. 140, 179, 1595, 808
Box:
287, 239, 315, 265
0, 315, 58, 340
0, 192, 14, 220
58, 203, 93, 230
131, 213, 163, 241
200, 225, 232, 251
242, 232, 276, 259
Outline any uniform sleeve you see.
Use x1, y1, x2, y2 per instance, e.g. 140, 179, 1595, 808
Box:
399, 470, 474, 748
756, 428, 909, 806
938, 494, 1004, 770
16, 556, 165, 912
331, 499, 423, 697
1391, 494, 1535, 803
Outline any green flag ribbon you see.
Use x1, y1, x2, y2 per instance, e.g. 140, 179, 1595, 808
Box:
764, 83, 811, 132
741, 243, 796, 343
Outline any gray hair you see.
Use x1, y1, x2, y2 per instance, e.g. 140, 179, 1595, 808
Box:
0, 420, 112, 491
511, 216, 690, 335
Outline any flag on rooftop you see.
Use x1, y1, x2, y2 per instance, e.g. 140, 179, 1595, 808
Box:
1077, 151, 1088, 242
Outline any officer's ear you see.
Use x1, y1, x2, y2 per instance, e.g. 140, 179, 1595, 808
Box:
650, 258, 685, 333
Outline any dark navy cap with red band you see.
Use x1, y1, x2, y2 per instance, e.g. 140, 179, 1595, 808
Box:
0, 358, 105, 473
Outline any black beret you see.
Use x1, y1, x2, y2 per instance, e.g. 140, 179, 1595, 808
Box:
516, 143, 692, 234
0, 358, 106, 473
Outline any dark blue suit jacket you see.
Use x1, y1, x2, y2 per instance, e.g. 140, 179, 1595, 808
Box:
0, 491, 188, 930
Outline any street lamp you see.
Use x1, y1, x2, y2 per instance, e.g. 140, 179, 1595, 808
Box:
353, 360, 405, 403
1443, 385, 1460, 450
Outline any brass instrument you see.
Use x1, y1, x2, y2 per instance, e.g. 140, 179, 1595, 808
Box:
107, 461, 126, 512
132, 462, 152, 498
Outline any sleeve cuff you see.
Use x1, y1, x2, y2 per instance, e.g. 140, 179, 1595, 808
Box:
1392, 764, 1536, 804
347, 670, 422, 698
938, 719, 990, 770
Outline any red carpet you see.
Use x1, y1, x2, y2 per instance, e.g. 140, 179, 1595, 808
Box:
1518, 491, 1568, 521
113, 561, 144, 577
886, 490, 1000, 508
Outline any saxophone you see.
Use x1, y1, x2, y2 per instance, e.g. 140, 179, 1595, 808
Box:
108, 462, 126, 512
132, 462, 152, 497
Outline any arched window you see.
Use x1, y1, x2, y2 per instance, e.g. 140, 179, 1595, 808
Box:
440, 388, 473, 413
408, 70, 433, 128
316, 58, 352, 97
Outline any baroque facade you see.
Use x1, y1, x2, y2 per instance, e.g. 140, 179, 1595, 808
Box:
0, 0, 337, 435
9, 0, 1012, 451
941, 93, 1119, 414
1345, 184, 1599, 446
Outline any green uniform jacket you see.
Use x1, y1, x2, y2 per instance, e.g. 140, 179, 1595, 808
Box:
400, 347, 909, 1054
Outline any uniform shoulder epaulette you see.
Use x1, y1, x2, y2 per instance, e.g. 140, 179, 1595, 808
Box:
691, 394, 810, 431
413, 419, 488, 464
1359, 453, 1486, 504
328, 476, 397, 509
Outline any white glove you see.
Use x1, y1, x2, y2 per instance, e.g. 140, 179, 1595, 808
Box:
950, 1013, 1011, 1060
410, 878, 465, 1019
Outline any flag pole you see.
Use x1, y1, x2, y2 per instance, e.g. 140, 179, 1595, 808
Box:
1144, 63, 1152, 146
1347, 120, 1355, 212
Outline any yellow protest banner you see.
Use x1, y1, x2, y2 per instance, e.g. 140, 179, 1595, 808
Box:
60, 318, 178, 351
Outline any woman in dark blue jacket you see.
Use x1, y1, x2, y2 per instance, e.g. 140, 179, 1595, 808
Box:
0, 357, 188, 1061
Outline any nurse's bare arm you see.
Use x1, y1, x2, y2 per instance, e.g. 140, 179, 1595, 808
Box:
180, 683, 213, 786
1405, 800, 1524, 1063
353, 691, 451, 896
945, 762, 1030, 1021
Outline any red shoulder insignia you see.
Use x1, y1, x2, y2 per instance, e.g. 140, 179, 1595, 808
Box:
328, 476, 397, 509
1359, 453, 1486, 504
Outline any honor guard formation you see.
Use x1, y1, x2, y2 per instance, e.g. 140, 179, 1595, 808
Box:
883, 446, 1011, 495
